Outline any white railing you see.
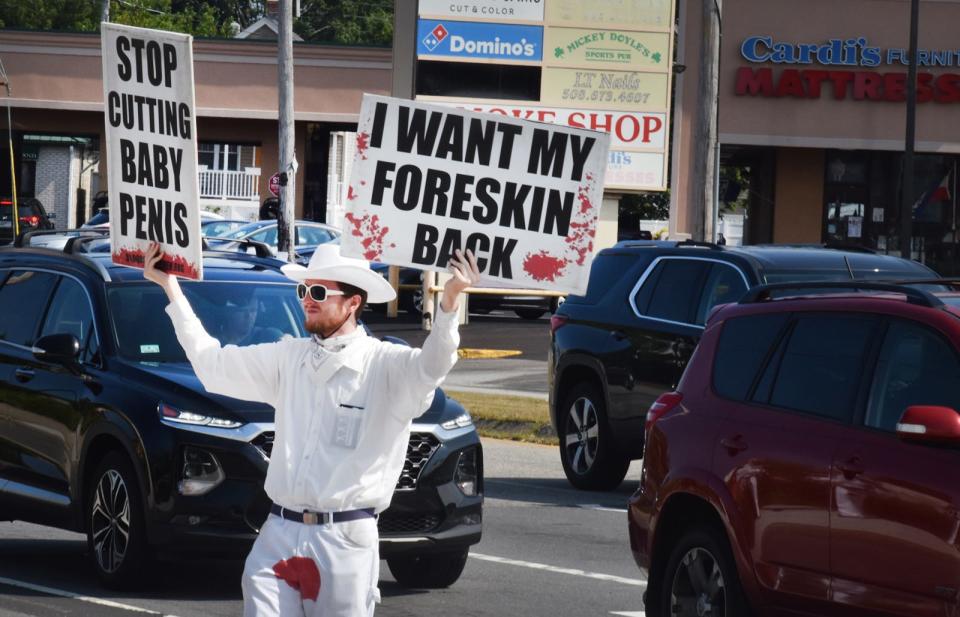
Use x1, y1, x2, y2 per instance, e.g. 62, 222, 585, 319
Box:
198, 167, 261, 202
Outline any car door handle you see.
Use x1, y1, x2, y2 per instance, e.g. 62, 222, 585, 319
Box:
839, 457, 865, 479
720, 435, 748, 455
612, 330, 628, 341
14, 368, 35, 383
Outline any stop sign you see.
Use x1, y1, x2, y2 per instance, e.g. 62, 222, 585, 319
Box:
268, 173, 281, 197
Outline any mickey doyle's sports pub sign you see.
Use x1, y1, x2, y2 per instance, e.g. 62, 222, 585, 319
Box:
735, 36, 960, 103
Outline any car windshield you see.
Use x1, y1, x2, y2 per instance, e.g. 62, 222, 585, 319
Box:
220, 221, 269, 240
107, 281, 306, 363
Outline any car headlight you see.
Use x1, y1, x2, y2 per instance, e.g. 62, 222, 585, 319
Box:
159, 403, 244, 429
441, 413, 473, 430
454, 447, 480, 497
178, 446, 225, 496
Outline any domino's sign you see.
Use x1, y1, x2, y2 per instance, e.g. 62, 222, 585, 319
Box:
417, 19, 543, 61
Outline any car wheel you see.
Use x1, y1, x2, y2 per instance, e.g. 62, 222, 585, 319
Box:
387, 549, 469, 588
559, 382, 630, 490
86, 451, 151, 589
654, 527, 749, 617
515, 308, 546, 320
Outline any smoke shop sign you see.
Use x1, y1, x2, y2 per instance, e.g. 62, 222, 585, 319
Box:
546, 28, 669, 71
419, 0, 544, 22
736, 36, 960, 103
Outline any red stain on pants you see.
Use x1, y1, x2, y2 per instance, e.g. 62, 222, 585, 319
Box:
273, 557, 321, 601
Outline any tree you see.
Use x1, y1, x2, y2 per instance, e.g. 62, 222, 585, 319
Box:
294, 0, 392, 46
0, 0, 250, 37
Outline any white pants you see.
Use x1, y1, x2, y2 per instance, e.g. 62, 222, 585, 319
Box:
242, 514, 381, 617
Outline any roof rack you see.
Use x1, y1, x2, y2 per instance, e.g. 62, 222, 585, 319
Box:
201, 236, 275, 259
676, 239, 722, 250
822, 242, 877, 254
740, 281, 944, 308
15, 227, 108, 249
614, 239, 722, 250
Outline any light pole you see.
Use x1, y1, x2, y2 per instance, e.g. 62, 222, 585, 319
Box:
900, 0, 919, 259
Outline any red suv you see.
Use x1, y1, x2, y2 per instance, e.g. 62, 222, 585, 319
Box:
629, 281, 960, 617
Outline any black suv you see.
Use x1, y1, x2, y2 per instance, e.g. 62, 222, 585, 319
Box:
0, 238, 482, 588
0, 198, 55, 245
548, 241, 940, 490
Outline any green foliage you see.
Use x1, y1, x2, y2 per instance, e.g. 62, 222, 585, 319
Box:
620, 191, 671, 221
294, 0, 393, 46
0, 0, 259, 36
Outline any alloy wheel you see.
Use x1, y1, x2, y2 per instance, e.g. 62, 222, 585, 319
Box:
669, 547, 726, 616
564, 396, 599, 475
90, 469, 131, 574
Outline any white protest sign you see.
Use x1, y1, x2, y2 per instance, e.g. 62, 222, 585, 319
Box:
102, 23, 202, 279
342, 95, 610, 295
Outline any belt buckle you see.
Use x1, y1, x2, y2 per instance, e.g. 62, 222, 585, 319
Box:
303, 511, 319, 525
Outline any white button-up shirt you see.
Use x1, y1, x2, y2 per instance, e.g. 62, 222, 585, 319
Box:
165, 294, 460, 513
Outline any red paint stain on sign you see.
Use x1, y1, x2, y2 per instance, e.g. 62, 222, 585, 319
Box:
523, 251, 568, 282
113, 248, 199, 279
347, 185, 357, 201
273, 557, 321, 601
356, 131, 370, 160
345, 212, 390, 261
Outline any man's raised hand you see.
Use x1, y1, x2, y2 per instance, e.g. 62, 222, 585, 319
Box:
143, 242, 180, 300
441, 249, 481, 312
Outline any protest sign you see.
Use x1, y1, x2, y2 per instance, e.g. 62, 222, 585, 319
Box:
102, 23, 202, 279
342, 95, 610, 295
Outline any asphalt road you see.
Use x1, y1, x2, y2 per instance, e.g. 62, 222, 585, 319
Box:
0, 439, 646, 617
365, 310, 552, 397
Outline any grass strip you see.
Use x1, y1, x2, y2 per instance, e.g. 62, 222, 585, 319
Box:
445, 389, 557, 445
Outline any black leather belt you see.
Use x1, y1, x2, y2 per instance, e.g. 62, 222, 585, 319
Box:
270, 502, 375, 525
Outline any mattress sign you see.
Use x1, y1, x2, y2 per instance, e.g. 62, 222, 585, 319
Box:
417, 19, 543, 62
418, 0, 544, 22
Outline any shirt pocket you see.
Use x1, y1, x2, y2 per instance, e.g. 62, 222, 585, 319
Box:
330, 372, 373, 450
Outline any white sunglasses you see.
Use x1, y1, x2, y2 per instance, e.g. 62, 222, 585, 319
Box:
296, 283, 345, 302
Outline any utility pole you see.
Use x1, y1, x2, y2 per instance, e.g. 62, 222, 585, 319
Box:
692, 0, 721, 242
900, 0, 919, 259
277, 0, 296, 260
101, 0, 110, 23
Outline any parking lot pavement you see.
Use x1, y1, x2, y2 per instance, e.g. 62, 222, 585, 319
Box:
365, 310, 552, 396
0, 439, 646, 617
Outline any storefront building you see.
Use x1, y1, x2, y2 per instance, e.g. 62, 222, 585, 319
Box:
673, 0, 960, 274
0, 29, 390, 227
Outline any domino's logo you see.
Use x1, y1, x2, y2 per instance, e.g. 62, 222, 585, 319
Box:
422, 24, 448, 51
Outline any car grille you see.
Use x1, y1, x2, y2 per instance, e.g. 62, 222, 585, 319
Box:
397, 432, 441, 491
252, 432, 274, 458
251, 430, 439, 492
377, 511, 443, 534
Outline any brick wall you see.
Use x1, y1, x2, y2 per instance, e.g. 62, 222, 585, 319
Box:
34, 146, 74, 230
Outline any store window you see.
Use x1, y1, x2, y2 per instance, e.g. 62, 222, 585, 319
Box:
823, 151, 870, 246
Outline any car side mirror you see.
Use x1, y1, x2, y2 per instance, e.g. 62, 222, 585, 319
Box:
896, 405, 960, 445
47, 213, 56, 220
33, 333, 81, 365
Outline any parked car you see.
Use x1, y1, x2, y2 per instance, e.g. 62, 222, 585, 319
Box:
630, 280, 960, 617
200, 218, 248, 237
549, 241, 941, 490
82, 207, 224, 229
0, 197, 55, 244
206, 219, 340, 253
0, 241, 483, 589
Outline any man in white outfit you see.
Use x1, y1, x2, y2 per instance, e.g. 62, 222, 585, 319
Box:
143, 241, 480, 617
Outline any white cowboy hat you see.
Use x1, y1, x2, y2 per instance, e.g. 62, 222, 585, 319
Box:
280, 244, 397, 304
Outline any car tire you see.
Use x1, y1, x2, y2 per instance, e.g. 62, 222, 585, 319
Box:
559, 382, 630, 490
387, 549, 469, 588
515, 308, 546, 320
86, 451, 151, 589
652, 526, 750, 617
